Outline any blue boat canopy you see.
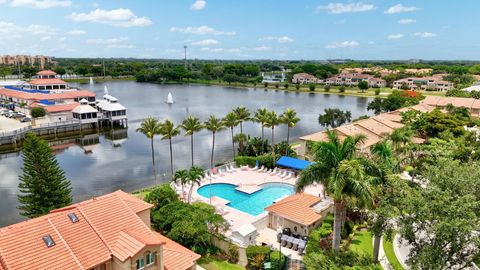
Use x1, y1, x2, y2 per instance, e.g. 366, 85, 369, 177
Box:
276, 156, 312, 170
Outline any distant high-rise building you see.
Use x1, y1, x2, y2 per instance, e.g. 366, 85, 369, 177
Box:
0, 55, 53, 69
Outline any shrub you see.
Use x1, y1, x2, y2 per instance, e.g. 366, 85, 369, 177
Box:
324, 85, 331, 92
275, 84, 279, 89
374, 88, 381, 95
246, 245, 270, 259
309, 84, 316, 91
30, 107, 46, 118
227, 244, 239, 263
144, 184, 178, 210
339, 85, 346, 93
270, 251, 285, 269
235, 154, 279, 169
284, 83, 289, 89
273, 140, 297, 158
264, 82, 269, 88
295, 84, 300, 90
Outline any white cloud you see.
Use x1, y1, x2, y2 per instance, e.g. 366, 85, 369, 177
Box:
191, 39, 218, 46
0, 21, 56, 38
201, 47, 240, 53
41, 36, 51, 41
190, 0, 206, 10
170, 25, 235, 36
398, 18, 416, 24
387, 33, 404, 39
317, 2, 375, 14
190, 0, 207, 10
385, 4, 419, 14
259, 36, 294, 43
253, 45, 272, 51
10, 0, 71, 8
325, 40, 359, 49
68, 29, 86, 35
414, 32, 436, 38
70, 8, 152, 27
368, 41, 375, 44
86, 37, 136, 48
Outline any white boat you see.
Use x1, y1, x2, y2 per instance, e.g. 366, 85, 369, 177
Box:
104, 85, 109, 95
89, 77, 94, 84
166, 92, 174, 104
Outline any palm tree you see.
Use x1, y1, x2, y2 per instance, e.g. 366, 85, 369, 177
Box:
233, 133, 248, 155
389, 127, 413, 153
160, 120, 181, 175
280, 108, 300, 145
264, 111, 281, 165
254, 108, 269, 144
173, 169, 189, 199
136, 117, 162, 184
187, 166, 205, 203
180, 116, 203, 166
204, 115, 225, 168
233, 106, 250, 135
296, 131, 373, 251
222, 112, 240, 160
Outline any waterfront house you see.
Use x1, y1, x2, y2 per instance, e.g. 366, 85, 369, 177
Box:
392, 77, 454, 91
265, 193, 333, 236
291, 73, 320, 84
324, 73, 386, 88
0, 190, 200, 270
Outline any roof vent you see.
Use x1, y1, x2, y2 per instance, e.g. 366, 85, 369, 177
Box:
67, 213, 79, 223
42, 235, 55, 247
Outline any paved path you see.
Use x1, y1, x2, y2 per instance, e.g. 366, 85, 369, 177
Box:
393, 234, 411, 269
374, 236, 393, 270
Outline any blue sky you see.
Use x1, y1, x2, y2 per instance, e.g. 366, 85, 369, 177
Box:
1, 0, 479, 60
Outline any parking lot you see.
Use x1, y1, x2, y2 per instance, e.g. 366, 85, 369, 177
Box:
0, 115, 31, 133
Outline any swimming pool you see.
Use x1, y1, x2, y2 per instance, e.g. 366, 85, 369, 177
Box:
197, 183, 294, 216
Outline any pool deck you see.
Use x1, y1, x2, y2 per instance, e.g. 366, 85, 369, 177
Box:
183, 166, 324, 234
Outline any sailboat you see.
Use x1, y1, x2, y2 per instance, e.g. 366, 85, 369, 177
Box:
89, 77, 94, 84
104, 85, 109, 95
166, 92, 174, 104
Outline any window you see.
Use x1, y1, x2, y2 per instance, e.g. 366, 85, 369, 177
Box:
136, 258, 145, 270
67, 213, 79, 223
42, 235, 55, 247
146, 252, 155, 265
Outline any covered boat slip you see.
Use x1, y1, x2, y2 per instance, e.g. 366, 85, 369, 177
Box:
275, 156, 313, 171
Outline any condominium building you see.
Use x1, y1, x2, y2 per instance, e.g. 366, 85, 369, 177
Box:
291, 73, 321, 84
0, 190, 200, 270
325, 73, 387, 88
0, 55, 53, 69
392, 77, 454, 91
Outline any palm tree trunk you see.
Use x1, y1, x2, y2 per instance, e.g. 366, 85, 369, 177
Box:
373, 233, 381, 262
332, 201, 343, 251
169, 137, 174, 175
240, 122, 243, 135
211, 132, 215, 169
231, 127, 235, 159
272, 127, 276, 166
340, 205, 347, 227
261, 124, 265, 154
287, 126, 290, 145
151, 138, 157, 185
190, 134, 194, 167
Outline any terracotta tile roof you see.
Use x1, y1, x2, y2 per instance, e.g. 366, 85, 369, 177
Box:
29, 78, 66, 85
31, 102, 80, 113
37, 70, 57, 76
0, 190, 199, 270
265, 193, 322, 226
354, 118, 395, 137
156, 233, 201, 270
0, 88, 96, 101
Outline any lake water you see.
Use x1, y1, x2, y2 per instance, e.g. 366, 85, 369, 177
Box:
0, 81, 372, 226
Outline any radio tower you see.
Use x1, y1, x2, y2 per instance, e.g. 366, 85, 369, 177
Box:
183, 45, 188, 68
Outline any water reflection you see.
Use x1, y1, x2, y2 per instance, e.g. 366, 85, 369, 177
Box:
0, 82, 373, 226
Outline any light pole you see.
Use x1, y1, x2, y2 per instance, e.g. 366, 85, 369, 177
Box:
183, 45, 188, 68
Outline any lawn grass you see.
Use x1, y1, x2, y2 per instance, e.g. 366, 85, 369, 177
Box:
383, 235, 405, 270
198, 256, 245, 270
349, 229, 374, 256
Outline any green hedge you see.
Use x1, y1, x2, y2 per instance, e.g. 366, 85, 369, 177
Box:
234, 154, 279, 169
246, 245, 270, 259
270, 251, 285, 269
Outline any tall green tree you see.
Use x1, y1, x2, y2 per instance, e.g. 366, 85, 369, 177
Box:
173, 169, 189, 198
18, 133, 72, 218
254, 108, 269, 153
160, 120, 181, 175
180, 116, 203, 167
296, 131, 373, 251
280, 108, 300, 145
233, 106, 251, 135
318, 108, 352, 129
136, 117, 162, 183
204, 115, 225, 168
187, 166, 205, 203
264, 111, 281, 165
222, 112, 240, 160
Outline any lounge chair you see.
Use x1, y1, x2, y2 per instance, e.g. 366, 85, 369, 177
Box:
260, 166, 268, 173
286, 236, 294, 249
252, 164, 259, 171
279, 171, 287, 178
257, 165, 264, 172
230, 165, 237, 172
292, 238, 300, 250
269, 168, 278, 175
226, 166, 233, 173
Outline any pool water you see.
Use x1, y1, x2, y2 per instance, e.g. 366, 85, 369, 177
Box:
197, 183, 294, 216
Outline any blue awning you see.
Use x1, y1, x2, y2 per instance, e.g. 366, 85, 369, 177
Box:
276, 156, 312, 170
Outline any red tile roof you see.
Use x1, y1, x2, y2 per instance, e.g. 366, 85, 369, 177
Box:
37, 70, 57, 76
0, 88, 95, 101
0, 190, 199, 270
29, 78, 67, 85
31, 103, 80, 113
265, 193, 323, 225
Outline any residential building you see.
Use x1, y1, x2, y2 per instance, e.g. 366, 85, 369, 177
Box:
265, 193, 333, 236
325, 73, 387, 88
0, 55, 53, 69
422, 95, 480, 117
291, 73, 321, 84
0, 190, 200, 270
404, 68, 432, 75
392, 77, 454, 91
